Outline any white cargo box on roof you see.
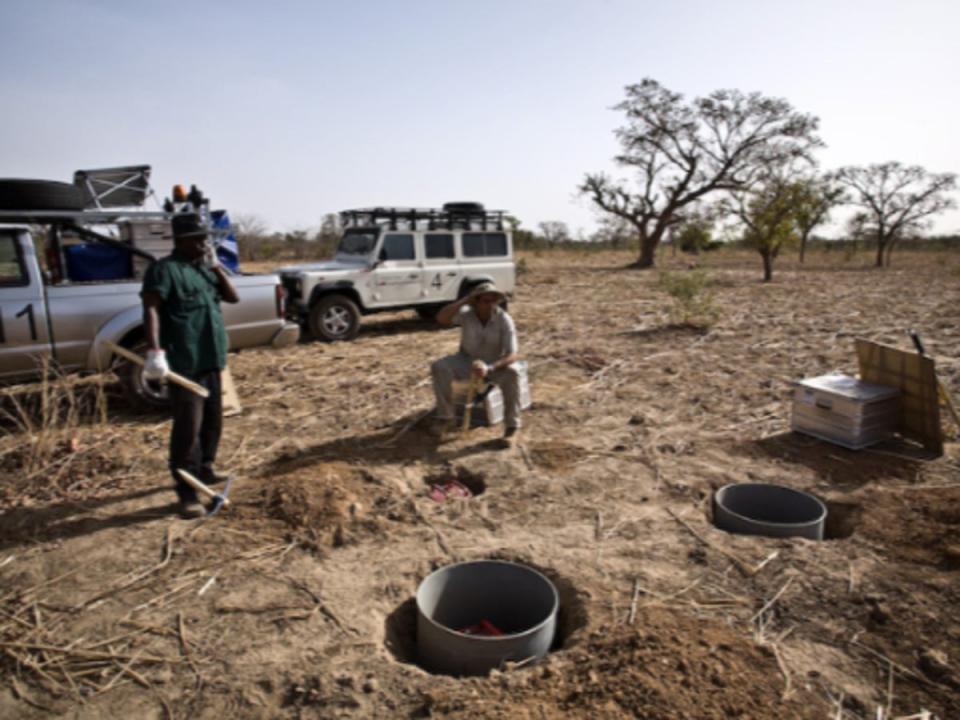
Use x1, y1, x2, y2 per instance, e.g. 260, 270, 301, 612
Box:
791, 373, 900, 449
120, 219, 174, 277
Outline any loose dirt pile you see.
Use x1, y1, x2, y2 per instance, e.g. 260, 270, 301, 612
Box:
424, 608, 822, 719
255, 462, 408, 551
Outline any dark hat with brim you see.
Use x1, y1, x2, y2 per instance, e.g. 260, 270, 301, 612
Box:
172, 213, 209, 240
468, 281, 506, 304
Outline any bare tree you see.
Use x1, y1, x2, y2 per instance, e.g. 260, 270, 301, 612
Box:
504, 216, 540, 250
834, 162, 957, 267
284, 229, 311, 260
537, 220, 571, 248
314, 213, 341, 256
793, 175, 845, 262
232, 213, 271, 261
233, 213, 268, 242
589, 216, 634, 248
580, 78, 821, 268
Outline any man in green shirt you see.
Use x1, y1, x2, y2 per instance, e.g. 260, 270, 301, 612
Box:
141, 213, 239, 518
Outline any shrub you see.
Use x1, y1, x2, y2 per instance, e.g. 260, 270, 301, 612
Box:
657, 269, 717, 327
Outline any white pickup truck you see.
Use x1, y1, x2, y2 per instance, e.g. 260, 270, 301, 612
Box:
0, 172, 301, 407
278, 203, 515, 341
0, 223, 299, 405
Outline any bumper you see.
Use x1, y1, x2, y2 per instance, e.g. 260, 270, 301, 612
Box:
271, 322, 301, 348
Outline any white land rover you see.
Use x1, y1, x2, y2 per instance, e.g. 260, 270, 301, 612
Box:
278, 203, 515, 341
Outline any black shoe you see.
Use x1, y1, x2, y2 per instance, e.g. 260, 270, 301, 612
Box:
178, 500, 207, 519
498, 426, 520, 450
200, 469, 231, 485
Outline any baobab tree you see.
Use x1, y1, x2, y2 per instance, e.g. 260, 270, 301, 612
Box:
834, 162, 957, 267
580, 78, 822, 268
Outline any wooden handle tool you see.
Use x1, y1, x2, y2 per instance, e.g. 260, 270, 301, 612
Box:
104, 341, 210, 399
176, 469, 231, 508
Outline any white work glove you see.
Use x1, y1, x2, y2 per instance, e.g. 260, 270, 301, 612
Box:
142, 349, 170, 381
471, 360, 490, 380
203, 242, 221, 269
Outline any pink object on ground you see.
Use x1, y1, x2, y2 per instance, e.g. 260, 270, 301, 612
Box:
428, 481, 473, 503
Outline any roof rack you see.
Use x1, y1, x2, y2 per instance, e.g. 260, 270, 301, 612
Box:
74, 165, 156, 209
0, 209, 170, 223
339, 203, 506, 232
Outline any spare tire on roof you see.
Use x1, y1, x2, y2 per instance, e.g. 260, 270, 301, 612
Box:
443, 202, 485, 214
0, 179, 86, 211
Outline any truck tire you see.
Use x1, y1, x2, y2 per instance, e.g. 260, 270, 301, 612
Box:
118, 340, 171, 410
309, 294, 361, 342
415, 304, 443, 320
0, 179, 86, 211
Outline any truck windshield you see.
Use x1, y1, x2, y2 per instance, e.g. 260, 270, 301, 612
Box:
337, 230, 378, 256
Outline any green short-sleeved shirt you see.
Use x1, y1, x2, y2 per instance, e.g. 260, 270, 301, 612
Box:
141, 251, 228, 378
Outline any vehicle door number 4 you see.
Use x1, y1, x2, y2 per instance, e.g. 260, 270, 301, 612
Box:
431, 273, 443, 289
0, 304, 38, 343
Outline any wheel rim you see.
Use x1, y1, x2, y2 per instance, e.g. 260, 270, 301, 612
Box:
322, 306, 351, 336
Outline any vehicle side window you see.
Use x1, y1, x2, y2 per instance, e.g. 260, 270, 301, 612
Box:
380, 234, 416, 261
425, 234, 455, 259
462, 232, 508, 257
0, 236, 28, 286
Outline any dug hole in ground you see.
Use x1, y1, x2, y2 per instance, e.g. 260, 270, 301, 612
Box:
0, 248, 958, 719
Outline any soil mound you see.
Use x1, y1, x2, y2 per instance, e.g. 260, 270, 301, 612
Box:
425, 608, 820, 719
258, 462, 407, 550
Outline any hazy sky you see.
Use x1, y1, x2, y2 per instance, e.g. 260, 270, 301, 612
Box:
1, 0, 958, 236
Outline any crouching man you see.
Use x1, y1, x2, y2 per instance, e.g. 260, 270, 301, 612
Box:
140, 213, 239, 518
431, 282, 522, 448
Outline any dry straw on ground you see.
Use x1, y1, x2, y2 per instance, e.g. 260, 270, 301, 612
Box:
1, 247, 958, 719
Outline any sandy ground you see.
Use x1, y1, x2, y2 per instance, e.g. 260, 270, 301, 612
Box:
1, 247, 959, 719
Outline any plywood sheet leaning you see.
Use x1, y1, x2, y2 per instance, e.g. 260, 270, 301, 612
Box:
855, 338, 942, 455
221, 365, 242, 417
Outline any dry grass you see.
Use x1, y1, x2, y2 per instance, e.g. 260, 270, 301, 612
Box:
0, 246, 958, 719
0, 359, 109, 487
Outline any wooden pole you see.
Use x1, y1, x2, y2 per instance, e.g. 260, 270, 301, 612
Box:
461, 377, 478, 432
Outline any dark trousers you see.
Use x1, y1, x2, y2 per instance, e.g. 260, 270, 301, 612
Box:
169, 370, 222, 503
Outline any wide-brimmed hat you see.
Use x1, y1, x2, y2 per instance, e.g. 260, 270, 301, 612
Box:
469, 281, 506, 304
172, 213, 209, 240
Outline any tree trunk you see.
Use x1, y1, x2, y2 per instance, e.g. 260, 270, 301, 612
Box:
761, 251, 773, 282
884, 238, 898, 267
799, 231, 810, 263
631, 228, 664, 268
875, 236, 886, 267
